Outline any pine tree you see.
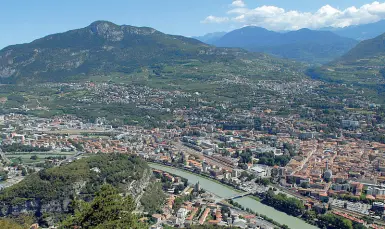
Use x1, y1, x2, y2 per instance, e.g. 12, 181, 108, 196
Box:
62, 184, 146, 229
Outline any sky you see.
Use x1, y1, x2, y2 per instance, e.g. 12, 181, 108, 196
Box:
1, 0, 385, 49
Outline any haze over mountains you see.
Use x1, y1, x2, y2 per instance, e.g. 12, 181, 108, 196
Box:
323, 20, 385, 41
192, 32, 226, 45
212, 27, 358, 64
194, 19, 385, 64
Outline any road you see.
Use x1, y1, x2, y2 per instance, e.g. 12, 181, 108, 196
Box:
58, 151, 84, 166
0, 149, 11, 164
291, 145, 317, 175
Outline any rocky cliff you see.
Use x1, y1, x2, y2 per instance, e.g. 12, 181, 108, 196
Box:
0, 154, 155, 218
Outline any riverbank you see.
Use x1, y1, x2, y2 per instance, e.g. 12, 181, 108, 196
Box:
148, 162, 242, 193
149, 163, 318, 229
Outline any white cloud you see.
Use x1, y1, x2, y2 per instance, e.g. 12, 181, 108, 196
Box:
231, 0, 245, 8
201, 16, 229, 24
228, 7, 249, 15
202, 1, 385, 31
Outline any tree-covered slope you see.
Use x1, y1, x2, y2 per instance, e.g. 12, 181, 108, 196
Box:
61, 184, 147, 229
338, 33, 385, 64
306, 32, 385, 102
0, 154, 158, 216
0, 21, 304, 84
0, 21, 203, 82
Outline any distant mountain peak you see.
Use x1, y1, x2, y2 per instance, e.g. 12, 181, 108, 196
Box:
242, 26, 267, 29
88, 21, 125, 41
0, 21, 253, 82
295, 28, 314, 33
192, 31, 226, 45
86, 21, 158, 41
89, 20, 118, 28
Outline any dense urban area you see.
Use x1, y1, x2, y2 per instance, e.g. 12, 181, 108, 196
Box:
2, 9, 385, 229
1, 85, 385, 229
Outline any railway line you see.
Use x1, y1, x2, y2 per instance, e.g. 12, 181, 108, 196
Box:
173, 141, 235, 171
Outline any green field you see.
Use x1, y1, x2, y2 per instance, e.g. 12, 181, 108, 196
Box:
6, 151, 76, 164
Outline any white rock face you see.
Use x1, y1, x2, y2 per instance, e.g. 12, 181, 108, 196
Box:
93, 22, 124, 41
0, 67, 16, 78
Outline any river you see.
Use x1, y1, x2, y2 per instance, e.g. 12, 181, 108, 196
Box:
149, 163, 318, 229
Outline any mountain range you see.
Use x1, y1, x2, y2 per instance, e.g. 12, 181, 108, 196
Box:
0, 21, 210, 83
193, 20, 385, 65
0, 21, 305, 84
211, 27, 358, 64
192, 32, 226, 45
2, 19, 385, 89
194, 22, 385, 101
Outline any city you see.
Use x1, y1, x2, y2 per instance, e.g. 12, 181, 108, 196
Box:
3, 0, 385, 228
1, 103, 385, 228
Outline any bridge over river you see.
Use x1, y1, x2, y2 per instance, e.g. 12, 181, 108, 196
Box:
213, 191, 253, 203
149, 163, 318, 229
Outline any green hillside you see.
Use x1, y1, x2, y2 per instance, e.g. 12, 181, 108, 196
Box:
0, 154, 163, 217
338, 33, 385, 64
306, 32, 385, 102
0, 21, 310, 126
0, 21, 304, 84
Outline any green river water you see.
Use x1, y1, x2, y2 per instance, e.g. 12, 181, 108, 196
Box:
149, 163, 318, 229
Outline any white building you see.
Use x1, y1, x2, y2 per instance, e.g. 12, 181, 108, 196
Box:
250, 165, 271, 178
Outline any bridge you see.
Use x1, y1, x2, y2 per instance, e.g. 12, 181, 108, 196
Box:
226, 191, 253, 200
215, 191, 253, 203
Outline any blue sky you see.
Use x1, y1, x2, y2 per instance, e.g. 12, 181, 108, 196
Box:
1, 0, 385, 49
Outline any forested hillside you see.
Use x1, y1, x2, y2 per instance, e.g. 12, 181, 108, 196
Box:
0, 154, 164, 226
